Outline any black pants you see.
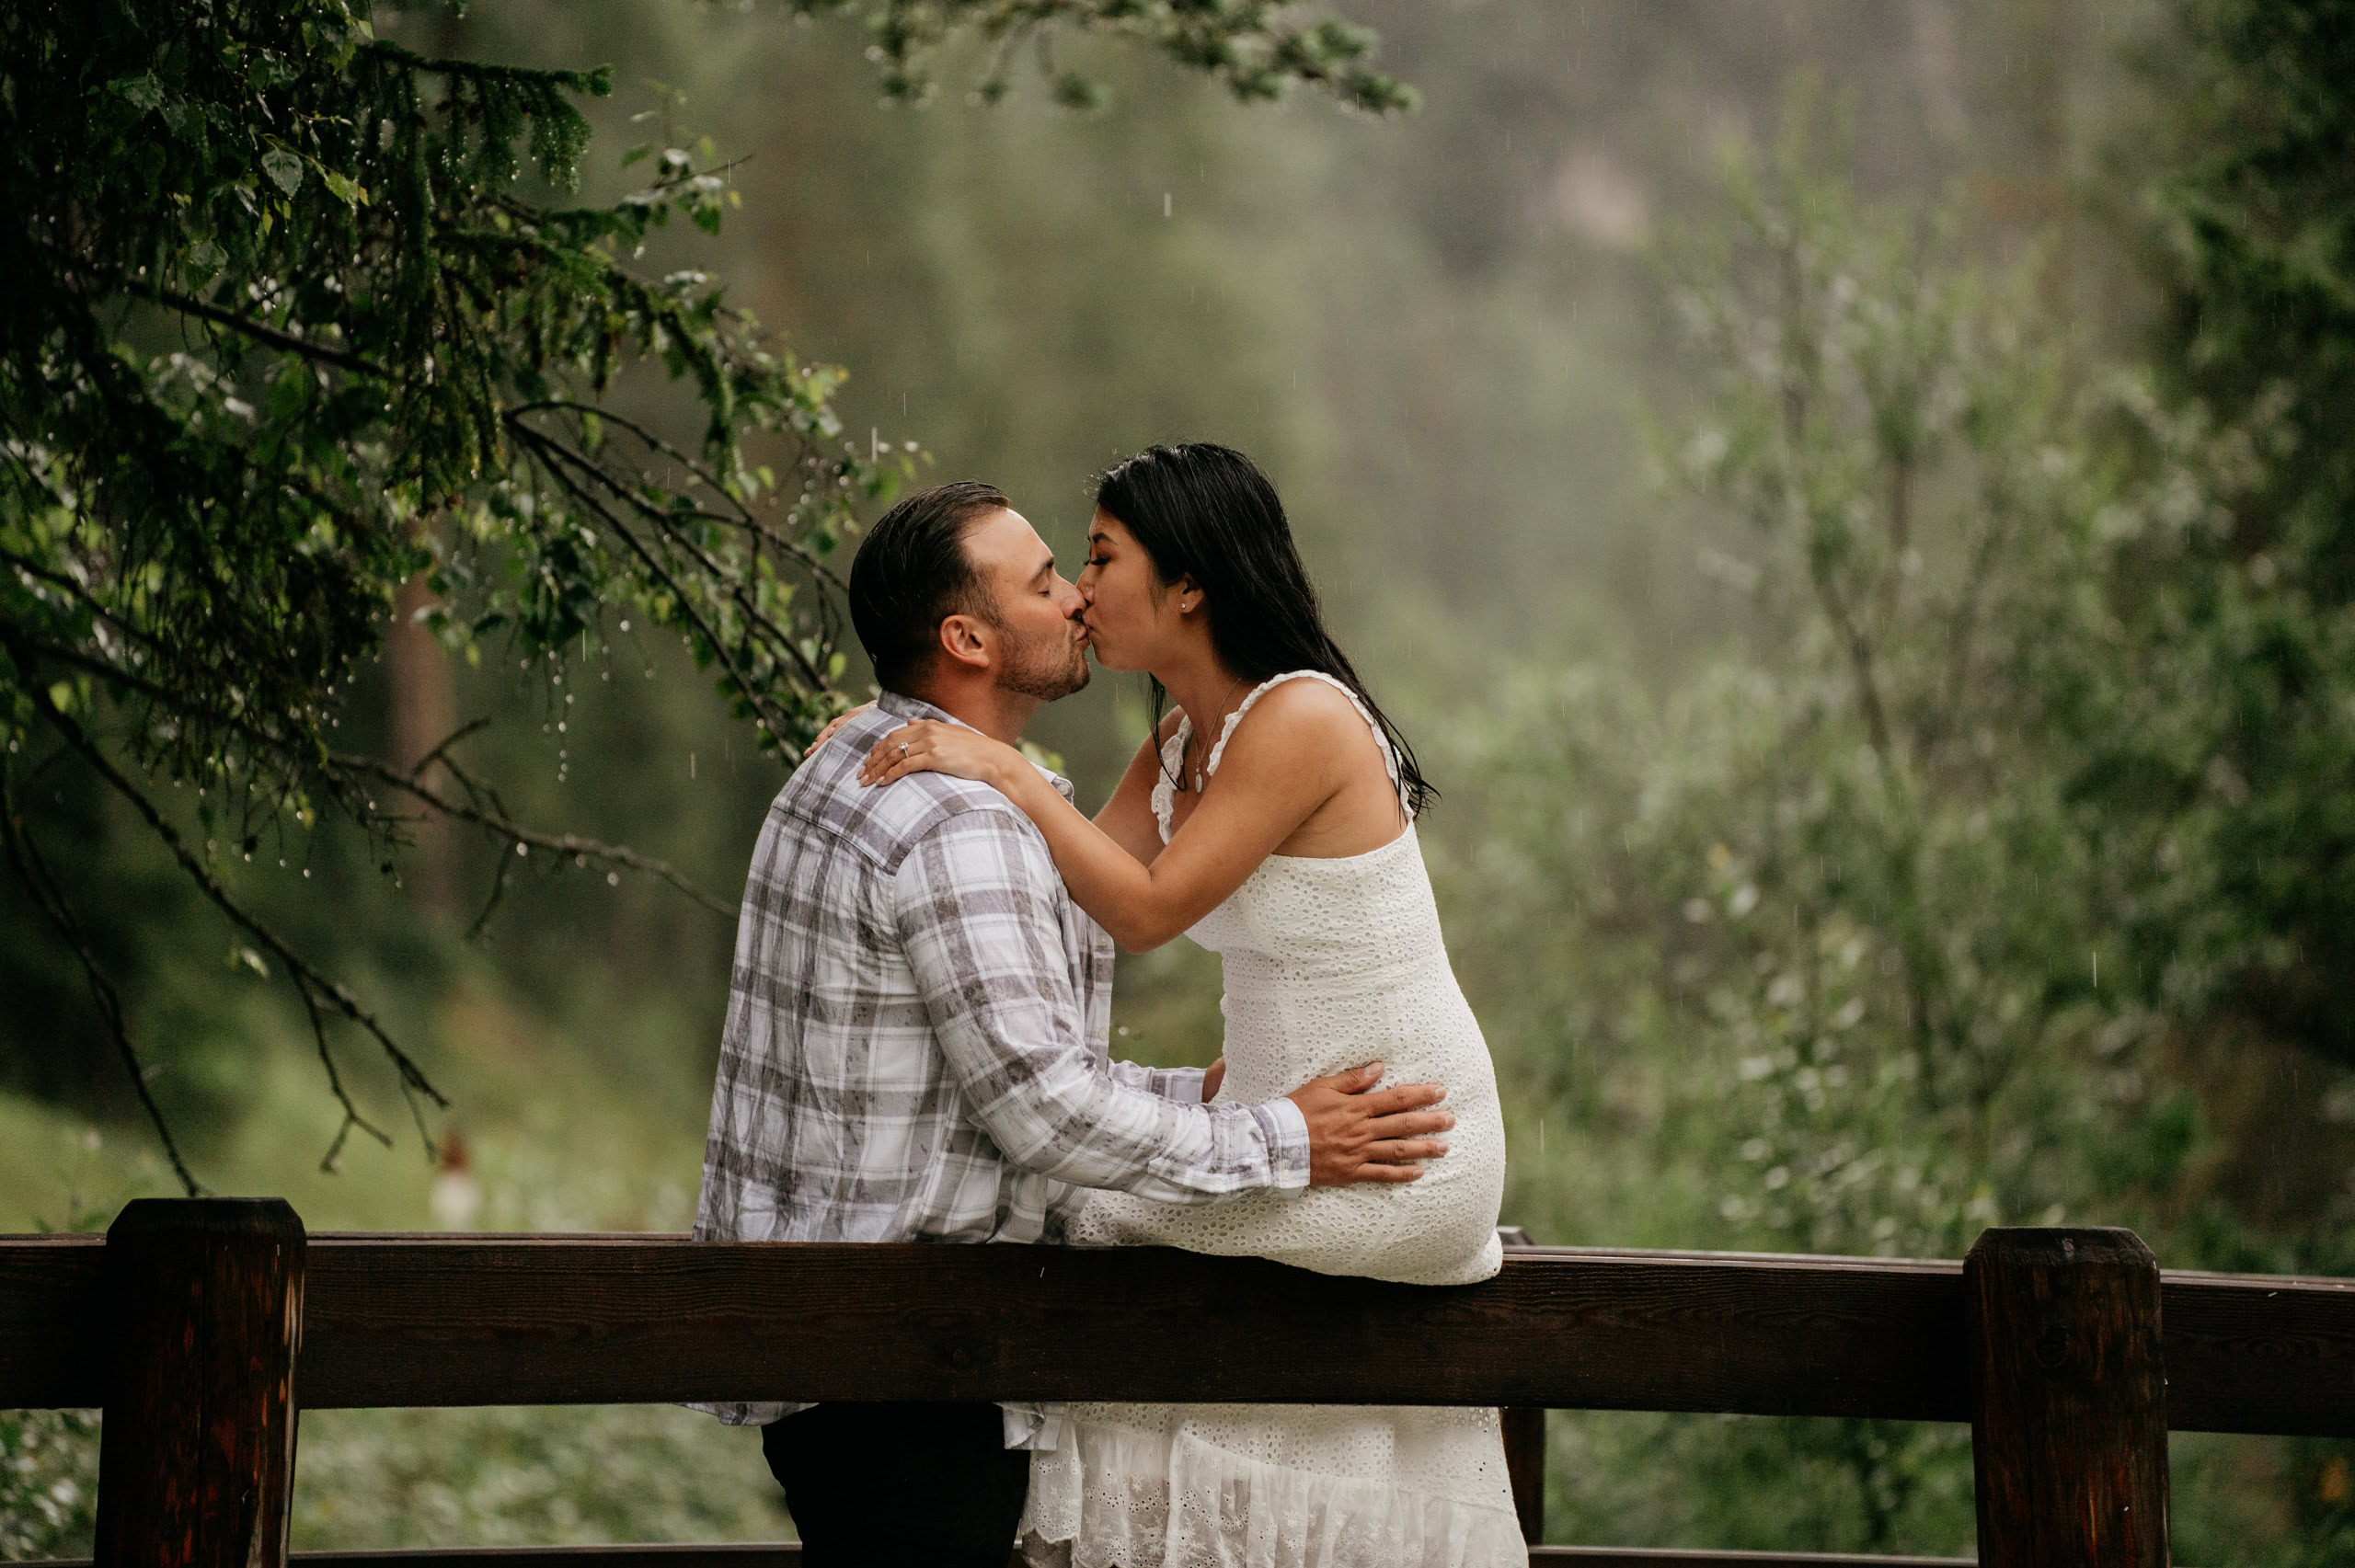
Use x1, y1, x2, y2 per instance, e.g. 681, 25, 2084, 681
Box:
762, 1401, 1028, 1567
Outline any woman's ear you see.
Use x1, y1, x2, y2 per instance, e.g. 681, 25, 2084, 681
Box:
1173, 577, 1204, 615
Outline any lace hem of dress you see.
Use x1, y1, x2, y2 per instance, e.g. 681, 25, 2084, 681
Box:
1018, 1417, 1528, 1568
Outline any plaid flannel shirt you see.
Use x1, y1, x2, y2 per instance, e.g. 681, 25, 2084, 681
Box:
693, 692, 1310, 1425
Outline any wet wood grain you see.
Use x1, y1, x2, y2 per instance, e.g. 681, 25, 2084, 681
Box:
1966, 1229, 2166, 1568
3, 1234, 2349, 1436
90, 1198, 304, 1568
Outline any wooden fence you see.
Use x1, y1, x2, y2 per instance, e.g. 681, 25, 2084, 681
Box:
5, 1199, 2354, 1566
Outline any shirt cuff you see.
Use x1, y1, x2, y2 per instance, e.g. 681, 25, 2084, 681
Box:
1152, 1065, 1209, 1104
1260, 1094, 1312, 1196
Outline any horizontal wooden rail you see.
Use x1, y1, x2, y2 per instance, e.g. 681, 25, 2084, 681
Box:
40, 1547, 1975, 1568
4, 1234, 2350, 1433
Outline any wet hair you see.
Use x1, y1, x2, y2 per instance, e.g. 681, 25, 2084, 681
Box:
1094, 442, 1434, 816
847, 480, 1009, 691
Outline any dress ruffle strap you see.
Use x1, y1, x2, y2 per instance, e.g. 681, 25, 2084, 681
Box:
1151, 671, 1411, 847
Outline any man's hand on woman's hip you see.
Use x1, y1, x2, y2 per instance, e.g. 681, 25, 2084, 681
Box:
1288, 1063, 1452, 1186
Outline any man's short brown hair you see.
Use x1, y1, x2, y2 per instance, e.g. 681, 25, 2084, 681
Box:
846, 481, 1009, 691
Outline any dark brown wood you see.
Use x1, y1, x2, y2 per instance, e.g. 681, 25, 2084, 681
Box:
290, 1239, 1973, 1415
1503, 1404, 1547, 1541
0, 1233, 104, 1408
37, 1550, 1978, 1568
5, 1233, 2350, 1434
91, 1198, 305, 1568
2155, 1267, 2355, 1434
1499, 1224, 1547, 1542
1965, 1228, 2166, 1568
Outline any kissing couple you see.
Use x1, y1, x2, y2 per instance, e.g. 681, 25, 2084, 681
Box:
693, 442, 1526, 1567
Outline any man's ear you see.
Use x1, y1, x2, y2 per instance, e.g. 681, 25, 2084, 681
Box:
936, 612, 994, 673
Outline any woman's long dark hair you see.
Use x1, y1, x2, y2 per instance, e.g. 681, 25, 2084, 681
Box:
1095, 442, 1435, 817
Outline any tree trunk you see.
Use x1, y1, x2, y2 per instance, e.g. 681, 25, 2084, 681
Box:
388, 564, 457, 915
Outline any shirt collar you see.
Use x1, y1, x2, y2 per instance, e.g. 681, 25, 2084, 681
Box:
873, 690, 1076, 802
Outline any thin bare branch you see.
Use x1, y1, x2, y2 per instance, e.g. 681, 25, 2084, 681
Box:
520, 429, 836, 708
145, 285, 392, 380
0, 761, 204, 1196
504, 400, 853, 590
465, 826, 518, 942
334, 749, 736, 917
512, 424, 807, 747
406, 715, 494, 781
15, 658, 451, 1162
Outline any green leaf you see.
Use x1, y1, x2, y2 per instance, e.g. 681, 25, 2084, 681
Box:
260, 146, 304, 197
110, 73, 165, 112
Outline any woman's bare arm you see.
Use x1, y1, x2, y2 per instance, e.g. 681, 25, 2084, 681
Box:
1092, 713, 1182, 867
861, 681, 1394, 951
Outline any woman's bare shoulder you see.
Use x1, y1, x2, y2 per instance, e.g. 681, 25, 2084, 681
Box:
1225, 674, 1379, 758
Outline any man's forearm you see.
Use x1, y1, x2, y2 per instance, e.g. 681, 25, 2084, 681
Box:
948, 1025, 1309, 1201
1107, 1057, 1207, 1104
899, 820, 1309, 1201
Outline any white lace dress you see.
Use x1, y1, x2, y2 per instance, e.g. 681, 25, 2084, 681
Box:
1018, 671, 1524, 1568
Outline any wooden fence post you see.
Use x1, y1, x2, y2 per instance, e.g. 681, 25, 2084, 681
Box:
1500, 1405, 1545, 1543
1965, 1227, 2167, 1568
94, 1197, 306, 1568
1496, 1225, 1545, 1544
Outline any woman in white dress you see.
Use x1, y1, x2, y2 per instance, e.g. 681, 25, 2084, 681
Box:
858, 442, 1525, 1568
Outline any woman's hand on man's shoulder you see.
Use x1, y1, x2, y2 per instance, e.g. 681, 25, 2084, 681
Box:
808, 701, 876, 755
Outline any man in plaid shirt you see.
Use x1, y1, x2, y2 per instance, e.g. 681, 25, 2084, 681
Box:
695, 482, 1455, 1565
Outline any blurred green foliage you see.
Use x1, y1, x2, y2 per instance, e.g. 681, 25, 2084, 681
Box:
0, 1410, 98, 1559
0, 0, 913, 1186
2118, 0, 2355, 1065
0, 0, 1403, 1187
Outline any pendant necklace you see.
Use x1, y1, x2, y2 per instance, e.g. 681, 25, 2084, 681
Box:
1188, 677, 1252, 793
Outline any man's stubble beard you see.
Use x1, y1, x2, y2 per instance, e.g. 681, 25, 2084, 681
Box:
995, 618, 1091, 704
